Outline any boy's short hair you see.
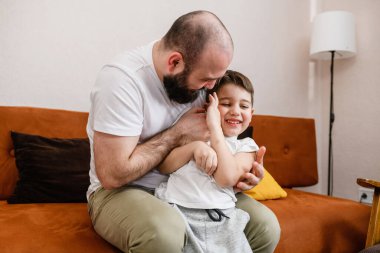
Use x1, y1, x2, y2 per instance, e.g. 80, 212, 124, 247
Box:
207, 70, 254, 105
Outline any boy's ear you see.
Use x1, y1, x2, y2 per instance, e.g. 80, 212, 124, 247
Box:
251, 108, 255, 115
167, 52, 184, 74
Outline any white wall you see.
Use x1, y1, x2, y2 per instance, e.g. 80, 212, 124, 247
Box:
1, 0, 378, 201
0, 0, 312, 114
314, 0, 380, 200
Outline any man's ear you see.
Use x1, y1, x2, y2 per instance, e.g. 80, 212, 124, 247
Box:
251, 108, 255, 115
167, 52, 184, 74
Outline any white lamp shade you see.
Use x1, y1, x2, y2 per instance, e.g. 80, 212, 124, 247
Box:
310, 11, 357, 60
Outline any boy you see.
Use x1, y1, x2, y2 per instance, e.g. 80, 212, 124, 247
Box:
156, 70, 261, 253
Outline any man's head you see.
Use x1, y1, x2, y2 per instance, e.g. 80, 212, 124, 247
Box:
161, 10, 234, 103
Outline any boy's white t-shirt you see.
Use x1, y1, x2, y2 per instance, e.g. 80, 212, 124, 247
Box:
86, 41, 206, 199
155, 137, 259, 209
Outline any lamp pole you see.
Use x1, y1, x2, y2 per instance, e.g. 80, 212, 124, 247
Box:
310, 11, 356, 196
328, 50, 335, 196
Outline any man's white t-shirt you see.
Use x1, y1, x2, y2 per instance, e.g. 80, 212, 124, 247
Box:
86, 41, 206, 199
155, 137, 259, 209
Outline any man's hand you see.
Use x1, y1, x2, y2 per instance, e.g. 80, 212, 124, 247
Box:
235, 146, 266, 192
172, 107, 210, 145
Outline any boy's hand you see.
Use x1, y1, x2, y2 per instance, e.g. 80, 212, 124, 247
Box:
206, 93, 221, 131
193, 142, 218, 175
234, 146, 266, 192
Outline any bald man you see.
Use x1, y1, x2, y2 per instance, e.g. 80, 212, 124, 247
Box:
87, 10, 280, 253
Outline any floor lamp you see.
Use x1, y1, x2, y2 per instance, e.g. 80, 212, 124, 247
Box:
310, 11, 357, 196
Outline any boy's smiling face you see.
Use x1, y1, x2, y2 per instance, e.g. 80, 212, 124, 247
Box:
217, 83, 253, 137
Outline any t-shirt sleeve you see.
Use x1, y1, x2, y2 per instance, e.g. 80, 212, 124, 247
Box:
91, 66, 143, 136
237, 137, 259, 153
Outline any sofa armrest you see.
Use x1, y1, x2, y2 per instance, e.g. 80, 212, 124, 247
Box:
357, 178, 380, 248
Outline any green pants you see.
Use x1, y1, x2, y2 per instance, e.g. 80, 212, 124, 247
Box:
88, 186, 280, 253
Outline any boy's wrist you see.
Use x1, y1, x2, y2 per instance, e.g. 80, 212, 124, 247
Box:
208, 121, 222, 133
210, 128, 225, 145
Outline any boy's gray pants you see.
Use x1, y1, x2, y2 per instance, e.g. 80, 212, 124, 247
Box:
174, 205, 252, 253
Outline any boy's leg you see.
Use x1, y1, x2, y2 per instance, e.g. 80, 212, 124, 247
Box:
236, 193, 281, 253
88, 186, 186, 253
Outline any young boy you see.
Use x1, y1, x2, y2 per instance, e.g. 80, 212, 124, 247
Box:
155, 70, 259, 253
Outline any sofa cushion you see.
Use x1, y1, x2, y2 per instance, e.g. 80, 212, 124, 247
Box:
8, 131, 90, 203
264, 189, 371, 253
0, 201, 120, 252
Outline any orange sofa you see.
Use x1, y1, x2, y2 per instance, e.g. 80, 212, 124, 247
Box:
0, 106, 371, 253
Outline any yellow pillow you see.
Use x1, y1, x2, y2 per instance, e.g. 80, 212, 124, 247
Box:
244, 169, 287, 200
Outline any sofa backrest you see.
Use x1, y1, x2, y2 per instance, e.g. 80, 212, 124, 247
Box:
0, 106, 88, 200
251, 115, 318, 188
0, 106, 318, 200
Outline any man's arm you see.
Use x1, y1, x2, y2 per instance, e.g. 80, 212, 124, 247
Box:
94, 107, 210, 189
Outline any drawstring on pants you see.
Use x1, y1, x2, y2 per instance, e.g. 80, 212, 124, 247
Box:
205, 209, 230, 222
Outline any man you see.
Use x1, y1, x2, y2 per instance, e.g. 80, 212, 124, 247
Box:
87, 10, 280, 253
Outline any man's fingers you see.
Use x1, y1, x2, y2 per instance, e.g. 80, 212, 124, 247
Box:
212, 92, 218, 103
256, 146, 266, 164
193, 107, 206, 114
236, 182, 251, 191
253, 161, 264, 180
208, 94, 215, 104
245, 172, 261, 185
238, 173, 261, 191
234, 147, 267, 192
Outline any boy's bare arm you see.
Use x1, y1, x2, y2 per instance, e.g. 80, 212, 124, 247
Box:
159, 140, 217, 175
211, 134, 255, 187
158, 142, 197, 174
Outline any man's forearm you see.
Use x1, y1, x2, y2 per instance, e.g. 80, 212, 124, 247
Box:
119, 127, 182, 184
96, 107, 210, 189
95, 126, 183, 189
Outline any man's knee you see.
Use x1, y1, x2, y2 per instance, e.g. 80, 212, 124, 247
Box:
236, 193, 281, 253
254, 209, 281, 252
94, 206, 186, 253
133, 210, 186, 253
90, 188, 186, 253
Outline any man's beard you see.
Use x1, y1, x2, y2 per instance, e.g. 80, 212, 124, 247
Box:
163, 70, 200, 104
